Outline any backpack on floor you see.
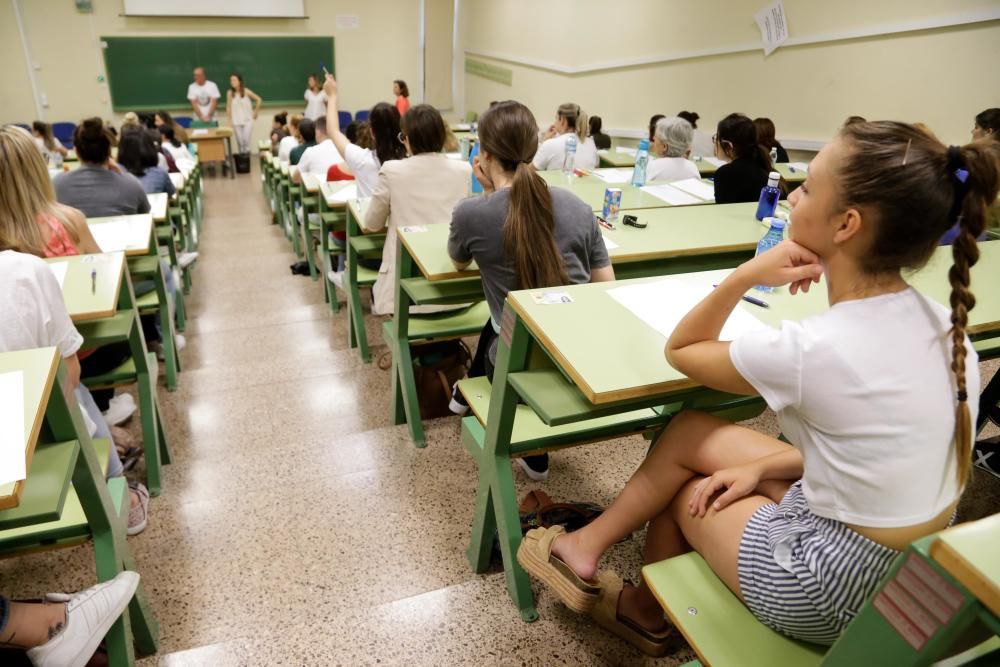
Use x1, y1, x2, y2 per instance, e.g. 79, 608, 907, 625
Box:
379, 340, 471, 419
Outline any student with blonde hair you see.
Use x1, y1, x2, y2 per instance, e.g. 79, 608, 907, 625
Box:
31, 121, 69, 165
533, 103, 599, 171
647, 117, 701, 182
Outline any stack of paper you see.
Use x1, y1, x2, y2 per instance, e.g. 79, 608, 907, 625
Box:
89, 220, 136, 253
607, 278, 769, 341
640, 184, 702, 206
668, 178, 716, 202
326, 183, 358, 203
592, 169, 633, 184
0, 371, 26, 486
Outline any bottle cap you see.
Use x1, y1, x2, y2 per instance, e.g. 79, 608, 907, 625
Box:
764, 216, 785, 230
638, 139, 650, 151
767, 171, 780, 186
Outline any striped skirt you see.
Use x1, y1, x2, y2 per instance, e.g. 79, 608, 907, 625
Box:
737, 481, 899, 645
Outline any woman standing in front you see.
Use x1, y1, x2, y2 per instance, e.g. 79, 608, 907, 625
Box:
393, 80, 410, 116
226, 73, 262, 155
303, 74, 327, 121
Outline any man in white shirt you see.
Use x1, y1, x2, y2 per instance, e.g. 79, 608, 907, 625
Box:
292, 115, 344, 184
187, 67, 221, 123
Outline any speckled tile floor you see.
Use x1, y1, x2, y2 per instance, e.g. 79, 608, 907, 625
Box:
1, 165, 997, 666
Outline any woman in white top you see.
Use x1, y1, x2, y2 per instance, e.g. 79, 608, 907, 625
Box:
226, 73, 262, 155
532, 103, 599, 172
277, 114, 303, 163
303, 74, 328, 121
518, 122, 998, 655
646, 116, 701, 182
158, 125, 195, 171
31, 121, 68, 165
364, 103, 472, 315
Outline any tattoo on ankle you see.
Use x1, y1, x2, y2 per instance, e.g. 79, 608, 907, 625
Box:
48, 621, 64, 640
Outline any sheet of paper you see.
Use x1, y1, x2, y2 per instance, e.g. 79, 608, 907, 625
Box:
615, 146, 637, 156
0, 371, 27, 486
191, 129, 209, 136
668, 178, 716, 201
700, 157, 726, 167
608, 278, 769, 341
640, 184, 703, 206
754, 0, 789, 56
89, 220, 136, 252
593, 169, 633, 184
327, 183, 358, 203
787, 162, 810, 173
602, 235, 619, 251
47, 261, 68, 288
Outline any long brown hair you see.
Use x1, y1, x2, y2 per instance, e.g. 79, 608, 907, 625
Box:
478, 101, 569, 290
32, 121, 59, 152
838, 121, 1000, 485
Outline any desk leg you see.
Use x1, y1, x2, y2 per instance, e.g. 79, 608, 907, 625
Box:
467, 306, 538, 621
346, 207, 371, 361
226, 136, 235, 179
390, 242, 426, 446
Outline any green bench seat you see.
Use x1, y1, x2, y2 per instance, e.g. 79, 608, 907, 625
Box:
0, 440, 80, 531
387, 301, 491, 342
401, 276, 486, 306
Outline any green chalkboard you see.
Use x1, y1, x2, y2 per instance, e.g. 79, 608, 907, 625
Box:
101, 36, 334, 112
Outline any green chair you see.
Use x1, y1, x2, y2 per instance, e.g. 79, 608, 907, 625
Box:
643, 513, 1000, 666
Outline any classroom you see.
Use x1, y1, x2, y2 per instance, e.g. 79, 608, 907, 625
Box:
1, 0, 999, 665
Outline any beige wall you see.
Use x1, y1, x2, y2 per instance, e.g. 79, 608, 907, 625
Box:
461, 0, 1000, 147
0, 0, 425, 142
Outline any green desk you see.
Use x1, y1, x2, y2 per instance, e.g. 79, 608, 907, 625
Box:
536, 171, 703, 212
930, 513, 1000, 618
468, 241, 1000, 620
0, 348, 59, 509
45, 252, 126, 322
775, 162, 808, 184
87, 214, 155, 257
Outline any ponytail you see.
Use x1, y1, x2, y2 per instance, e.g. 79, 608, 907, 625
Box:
557, 103, 589, 142
576, 108, 590, 142
504, 162, 569, 290
947, 141, 999, 485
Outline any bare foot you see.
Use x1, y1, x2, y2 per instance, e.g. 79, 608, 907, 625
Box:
550, 530, 601, 581
618, 583, 669, 634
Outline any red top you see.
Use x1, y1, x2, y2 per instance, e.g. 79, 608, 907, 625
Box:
395, 95, 410, 116
41, 213, 79, 258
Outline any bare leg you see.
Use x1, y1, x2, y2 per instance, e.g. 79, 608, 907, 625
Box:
552, 411, 792, 580
0, 601, 67, 649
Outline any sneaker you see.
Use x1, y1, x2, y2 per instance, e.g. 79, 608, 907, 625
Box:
102, 393, 135, 427
174, 333, 187, 352
448, 381, 469, 416
178, 251, 199, 269
26, 571, 140, 667
515, 454, 550, 482
327, 270, 344, 291
973, 437, 999, 479
127, 482, 149, 536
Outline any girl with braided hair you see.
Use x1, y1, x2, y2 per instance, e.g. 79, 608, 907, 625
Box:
516, 121, 1000, 655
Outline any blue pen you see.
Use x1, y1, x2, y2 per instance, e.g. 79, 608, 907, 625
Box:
713, 284, 770, 309
788, 165, 797, 173
91, 268, 97, 294
320, 62, 330, 77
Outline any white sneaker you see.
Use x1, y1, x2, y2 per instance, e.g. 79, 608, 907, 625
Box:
327, 270, 344, 291
515, 455, 550, 482
26, 571, 140, 667
102, 394, 136, 427
174, 333, 187, 352
178, 251, 199, 268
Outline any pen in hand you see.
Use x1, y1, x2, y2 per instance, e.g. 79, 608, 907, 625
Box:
713, 284, 770, 309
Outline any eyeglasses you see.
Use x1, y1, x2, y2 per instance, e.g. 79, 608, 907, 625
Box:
397, 131, 407, 144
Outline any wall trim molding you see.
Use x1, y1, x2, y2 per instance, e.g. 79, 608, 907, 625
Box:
608, 128, 827, 152
464, 9, 1000, 75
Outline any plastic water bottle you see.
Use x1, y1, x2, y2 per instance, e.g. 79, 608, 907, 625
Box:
769, 146, 778, 163
469, 140, 483, 194
631, 139, 650, 187
755, 171, 781, 221
562, 134, 577, 175
754, 218, 786, 293
49, 151, 63, 170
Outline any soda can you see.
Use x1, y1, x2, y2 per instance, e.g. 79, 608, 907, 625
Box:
603, 188, 622, 221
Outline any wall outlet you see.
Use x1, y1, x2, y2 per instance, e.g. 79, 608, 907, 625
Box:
40, 92, 49, 107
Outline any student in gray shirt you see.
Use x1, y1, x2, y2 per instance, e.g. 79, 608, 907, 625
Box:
447, 100, 615, 480
53, 117, 150, 218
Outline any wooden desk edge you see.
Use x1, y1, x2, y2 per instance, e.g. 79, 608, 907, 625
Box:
929, 537, 1000, 618
399, 231, 479, 282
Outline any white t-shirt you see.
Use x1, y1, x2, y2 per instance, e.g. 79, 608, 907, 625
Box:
229, 92, 254, 126
646, 156, 700, 182
187, 80, 222, 120
278, 135, 299, 163
304, 89, 328, 121
0, 251, 83, 359
729, 288, 978, 528
163, 142, 196, 170
297, 138, 344, 177
533, 134, 599, 172
343, 143, 380, 197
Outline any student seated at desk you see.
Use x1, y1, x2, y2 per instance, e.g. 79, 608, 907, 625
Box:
972, 107, 1000, 142
0, 248, 151, 535
365, 104, 472, 316
517, 122, 1000, 655
447, 101, 615, 481
153, 110, 189, 145
270, 111, 289, 151
647, 114, 664, 143
289, 118, 317, 166
54, 119, 150, 218
533, 103, 599, 172
277, 114, 303, 162
292, 115, 344, 182
753, 117, 789, 163
158, 125, 195, 172
677, 111, 714, 158
711, 113, 776, 204
31, 121, 69, 165
0, 571, 140, 667
589, 116, 611, 150
647, 117, 700, 183
117, 128, 176, 197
